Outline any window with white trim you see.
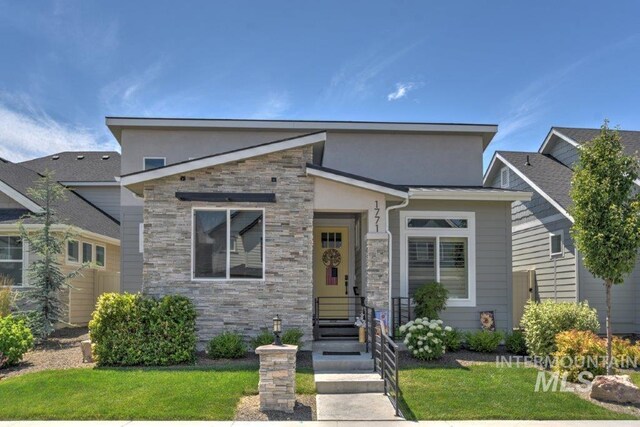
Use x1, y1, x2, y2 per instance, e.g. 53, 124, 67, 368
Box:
0, 236, 23, 286
402, 211, 476, 307
67, 240, 80, 263
500, 167, 510, 189
193, 209, 264, 280
143, 157, 166, 171
82, 242, 93, 263
549, 231, 563, 257
95, 245, 106, 267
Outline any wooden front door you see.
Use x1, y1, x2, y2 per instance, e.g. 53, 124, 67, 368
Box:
314, 226, 350, 319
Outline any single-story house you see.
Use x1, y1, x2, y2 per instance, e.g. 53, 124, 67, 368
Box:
109, 117, 531, 347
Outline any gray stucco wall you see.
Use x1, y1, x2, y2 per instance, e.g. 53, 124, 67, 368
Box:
72, 186, 121, 221
141, 146, 315, 347
389, 199, 513, 332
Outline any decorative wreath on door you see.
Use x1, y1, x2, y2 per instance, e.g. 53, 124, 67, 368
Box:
322, 249, 342, 266
322, 249, 341, 286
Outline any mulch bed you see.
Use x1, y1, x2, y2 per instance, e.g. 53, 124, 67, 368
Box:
0, 327, 93, 380
235, 394, 316, 421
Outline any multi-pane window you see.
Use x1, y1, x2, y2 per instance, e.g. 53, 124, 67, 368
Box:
0, 236, 23, 286
321, 232, 342, 248
550, 231, 563, 257
95, 245, 106, 267
403, 213, 475, 306
82, 242, 93, 263
193, 209, 264, 280
67, 240, 80, 263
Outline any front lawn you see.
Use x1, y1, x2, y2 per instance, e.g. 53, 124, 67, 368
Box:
0, 366, 315, 420
400, 364, 636, 420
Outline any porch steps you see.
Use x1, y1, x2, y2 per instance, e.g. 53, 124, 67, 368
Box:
314, 371, 384, 393
312, 351, 374, 372
316, 325, 359, 340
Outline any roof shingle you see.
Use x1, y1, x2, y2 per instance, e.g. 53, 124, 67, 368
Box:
20, 151, 120, 182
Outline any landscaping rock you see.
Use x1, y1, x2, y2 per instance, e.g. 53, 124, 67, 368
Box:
80, 340, 93, 363
590, 375, 640, 404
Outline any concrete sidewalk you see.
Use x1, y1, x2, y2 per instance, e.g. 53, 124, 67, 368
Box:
1, 421, 639, 426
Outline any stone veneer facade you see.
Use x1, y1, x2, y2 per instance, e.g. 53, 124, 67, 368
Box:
142, 146, 315, 347
365, 234, 390, 311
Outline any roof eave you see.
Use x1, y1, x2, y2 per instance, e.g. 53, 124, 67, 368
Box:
408, 189, 532, 202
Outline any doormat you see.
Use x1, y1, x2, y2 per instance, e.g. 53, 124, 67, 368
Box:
322, 351, 361, 356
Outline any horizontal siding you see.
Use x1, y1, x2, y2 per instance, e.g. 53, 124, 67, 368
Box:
512, 218, 576, 302
548, 139, 579, 169
72, 186, 121, 221
390, 200, 512, 331
579, 255, 638, 334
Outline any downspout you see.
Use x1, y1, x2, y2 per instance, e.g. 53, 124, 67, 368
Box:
385, 193, 410, 326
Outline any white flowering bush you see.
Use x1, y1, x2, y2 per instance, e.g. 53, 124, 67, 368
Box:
399, 317, 453, 360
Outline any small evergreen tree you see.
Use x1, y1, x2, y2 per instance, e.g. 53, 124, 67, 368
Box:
18, 171, 84, 341
570, 121, 640, 374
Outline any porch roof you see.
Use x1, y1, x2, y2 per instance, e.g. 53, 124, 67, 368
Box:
307, 164, 532, 202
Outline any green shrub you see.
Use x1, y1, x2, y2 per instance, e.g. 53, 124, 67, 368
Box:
251, 329, 275, 349
282, 328, 304, 347
413, 282, 448, 319
505, 330, 528, 355
89, 293, 197, 366
400, 318, 449, 360
0, 315, 34, 366
552, 330, 607, 382
0, 287, 12, 317
465, 330, 503, 353
521, 300, 599, 358
443, 328, 464, 352
207, 332, 247, 359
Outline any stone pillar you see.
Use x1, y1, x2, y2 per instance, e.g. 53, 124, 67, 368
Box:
365, 232, 390, 312
255, 344, 298, 413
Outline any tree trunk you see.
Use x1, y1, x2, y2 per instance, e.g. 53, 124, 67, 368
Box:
605, 279, 613, 375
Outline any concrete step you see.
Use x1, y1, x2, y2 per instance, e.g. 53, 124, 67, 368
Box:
312, 340, 366, 353
317, 326, 359, 338
316, 393, 403, 421
312, 351, 374, 372
315, 371, 385, 394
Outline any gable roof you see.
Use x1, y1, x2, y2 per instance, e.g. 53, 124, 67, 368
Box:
540, 127, 640, 158
121, 131, 327, 194
0, 161, 120, 240
106, 117, 498, 149
484, 151, 574, 221
20, 151, 121, 183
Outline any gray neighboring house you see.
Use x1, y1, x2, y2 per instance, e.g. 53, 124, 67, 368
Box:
108, 117, 531, 347
0, 153, 121, 325
484, 127, 640, 334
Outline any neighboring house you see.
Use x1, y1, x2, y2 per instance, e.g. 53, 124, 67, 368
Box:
484, 127, 640, 334
0, 153, 121, 325
108, 117, 531, 347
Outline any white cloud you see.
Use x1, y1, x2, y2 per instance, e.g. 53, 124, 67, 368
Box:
0, 94, 115, 162
387, 82, 418, 101
250, 92, 291, 119
100, 60, 165, 112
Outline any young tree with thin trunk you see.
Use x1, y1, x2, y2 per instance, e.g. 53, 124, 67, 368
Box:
570, 121, 640, 375
18, 171, 83, 341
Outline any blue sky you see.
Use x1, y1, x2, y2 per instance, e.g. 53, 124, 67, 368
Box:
1, 1, 639, 168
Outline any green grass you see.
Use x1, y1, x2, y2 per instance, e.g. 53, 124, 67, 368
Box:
400, 364, 636, 420
0, 366, 314, 420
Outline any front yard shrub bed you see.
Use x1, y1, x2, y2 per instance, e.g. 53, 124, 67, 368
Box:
89, 293, 197, 366
521, 300, 599, 358
465, 330, 502, 353
505, 330, 527, 355
207, 332, 247, 359
0, 315, 33, 367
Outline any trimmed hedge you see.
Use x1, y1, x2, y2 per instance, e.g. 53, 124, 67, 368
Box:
0, 315, 33, 366
89, 293, 197, 366
465, 330, 503, 353
207, 332, 247, 359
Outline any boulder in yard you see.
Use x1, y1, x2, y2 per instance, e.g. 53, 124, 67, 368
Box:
590, 375, 640, 405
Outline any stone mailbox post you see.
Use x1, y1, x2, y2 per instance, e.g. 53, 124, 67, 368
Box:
255, 344, 298, 413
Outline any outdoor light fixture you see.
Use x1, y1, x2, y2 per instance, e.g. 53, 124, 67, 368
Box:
273, 314, 282, 346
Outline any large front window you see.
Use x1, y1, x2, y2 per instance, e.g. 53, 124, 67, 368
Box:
402, 211, 476, 307
0, 236, 23, 286
193, 209, 265, 280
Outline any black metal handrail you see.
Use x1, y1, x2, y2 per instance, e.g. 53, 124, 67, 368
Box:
391, 297, 413, 338
373, 318, 401, 417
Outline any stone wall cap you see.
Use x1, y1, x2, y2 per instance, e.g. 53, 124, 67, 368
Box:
255, 344, 299, 354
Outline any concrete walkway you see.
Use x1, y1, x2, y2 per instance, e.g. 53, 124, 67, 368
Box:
1, 421, 639, 426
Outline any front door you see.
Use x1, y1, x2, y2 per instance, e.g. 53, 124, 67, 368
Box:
314, 226, 350, 319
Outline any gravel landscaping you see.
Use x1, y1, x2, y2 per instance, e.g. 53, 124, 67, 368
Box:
235, 394, 316, 421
